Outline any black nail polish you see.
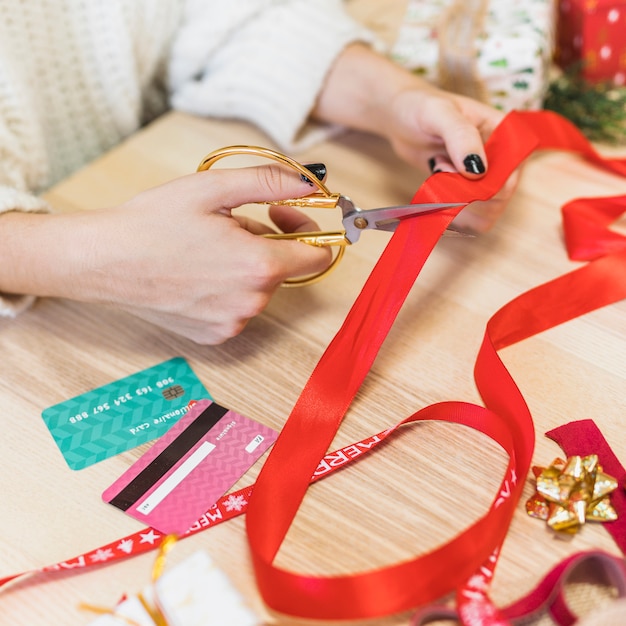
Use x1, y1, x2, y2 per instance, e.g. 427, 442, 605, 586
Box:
300, 163, 327, 184
428, 157, 437, 172
463, 154, 485, 175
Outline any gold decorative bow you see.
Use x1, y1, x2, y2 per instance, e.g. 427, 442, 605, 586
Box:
526, 455, 618, 534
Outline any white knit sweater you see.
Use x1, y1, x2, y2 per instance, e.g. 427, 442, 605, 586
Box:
0, 0, 370, 316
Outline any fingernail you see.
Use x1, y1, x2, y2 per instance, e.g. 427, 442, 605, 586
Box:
431, 169, 443, 175
301, 163, 327, 185
463, 154, 485, 175
428, 157, 437, 172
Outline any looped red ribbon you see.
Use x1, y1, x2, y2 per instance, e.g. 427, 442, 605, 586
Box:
245, 111, 626, 622
564, 195, 626, 261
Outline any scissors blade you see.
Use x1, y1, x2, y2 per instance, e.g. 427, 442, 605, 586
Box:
341, 200, 466, 243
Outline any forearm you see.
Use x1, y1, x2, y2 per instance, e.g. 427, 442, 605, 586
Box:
0, 211, 91, 300
312, 43, 433, 136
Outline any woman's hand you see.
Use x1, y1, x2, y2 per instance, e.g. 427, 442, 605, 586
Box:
386, 87, 520, 234
0, 165, 331, 344
313, 43, 519, 233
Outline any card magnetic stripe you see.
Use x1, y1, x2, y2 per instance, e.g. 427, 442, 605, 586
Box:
108, 402, 228, 511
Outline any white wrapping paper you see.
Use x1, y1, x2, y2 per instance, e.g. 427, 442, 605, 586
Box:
391, 0, 556, 111
88, 551, 259, 626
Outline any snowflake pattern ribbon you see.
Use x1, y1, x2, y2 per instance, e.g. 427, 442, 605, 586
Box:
526, 455, 618, 534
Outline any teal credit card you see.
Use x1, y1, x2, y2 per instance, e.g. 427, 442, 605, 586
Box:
41, 357, 212, 470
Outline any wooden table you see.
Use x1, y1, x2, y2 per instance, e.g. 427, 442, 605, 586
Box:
0, 110, 624, 625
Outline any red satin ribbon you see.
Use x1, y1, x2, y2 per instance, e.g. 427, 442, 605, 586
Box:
245, 111, 626, 621
2, 111, 624, 623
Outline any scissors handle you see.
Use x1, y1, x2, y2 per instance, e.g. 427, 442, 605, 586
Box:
263, 193, 341, 209
264, 230, 350, 247
197, 145, 346, 286
197, 144, 335, 196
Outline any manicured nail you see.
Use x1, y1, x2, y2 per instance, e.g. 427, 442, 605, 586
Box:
301, 163, 327, 184
427, 157, 437, 172
463, 154, 485, 175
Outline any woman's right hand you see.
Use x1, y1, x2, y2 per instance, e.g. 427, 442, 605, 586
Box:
0, 164, 332, 344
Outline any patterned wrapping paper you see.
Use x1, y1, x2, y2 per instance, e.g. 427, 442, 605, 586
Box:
390, 0, 556, 111
556, 0, 626, 84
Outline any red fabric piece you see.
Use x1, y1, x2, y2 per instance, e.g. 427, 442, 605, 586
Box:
244, 110, 626, 621
547, 419, 626, 555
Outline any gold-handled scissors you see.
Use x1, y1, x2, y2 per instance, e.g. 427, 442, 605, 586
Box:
198, 145, 466, 286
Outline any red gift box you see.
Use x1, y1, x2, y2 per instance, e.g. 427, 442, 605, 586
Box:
556, 0, 626, 84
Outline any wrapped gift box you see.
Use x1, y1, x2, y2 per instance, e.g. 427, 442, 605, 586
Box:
391, 0, 556, 111
88, 551, 259, 626
555, 0, 626, 84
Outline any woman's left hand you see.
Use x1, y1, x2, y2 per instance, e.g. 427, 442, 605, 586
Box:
312, 43, 520, 233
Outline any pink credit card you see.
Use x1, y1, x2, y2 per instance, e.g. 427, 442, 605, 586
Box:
102, 399, 277, 534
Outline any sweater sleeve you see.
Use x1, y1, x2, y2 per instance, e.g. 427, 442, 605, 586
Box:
167, 0, 377, 151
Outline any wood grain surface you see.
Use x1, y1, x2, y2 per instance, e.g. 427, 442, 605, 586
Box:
1, 4, 625, 624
